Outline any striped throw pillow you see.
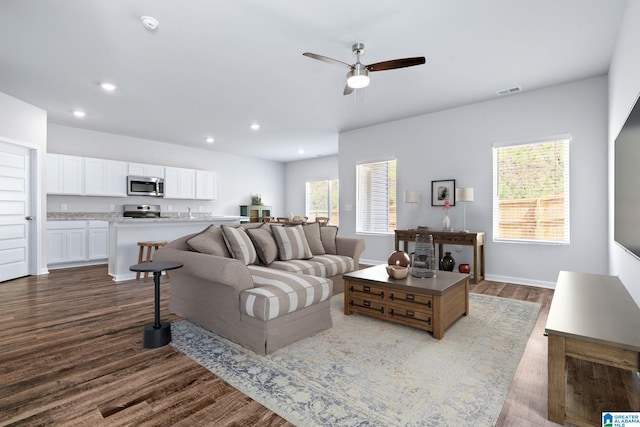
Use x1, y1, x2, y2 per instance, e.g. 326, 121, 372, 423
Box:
220, 225, 258, 265
272, 224, 313, 261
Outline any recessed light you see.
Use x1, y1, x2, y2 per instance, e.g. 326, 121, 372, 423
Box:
72, 110, 86, 118
298, 148, 305, 154
141, 16, 159, 31
205, 137, 214, 143
100, 82, 117, 91
250, 123, 260, 131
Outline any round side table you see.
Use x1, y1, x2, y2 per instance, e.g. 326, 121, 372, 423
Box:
129, 261, 183, 348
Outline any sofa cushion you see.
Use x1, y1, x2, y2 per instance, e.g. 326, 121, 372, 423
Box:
320, 226, 338, 255
272, 224, 313, 261
220, 225, 257, 265
302, 222, 325, 256
241, 266, 332, 321
247, 227, 278, 265
268, 254, 355, 278
186, 225, 231, 257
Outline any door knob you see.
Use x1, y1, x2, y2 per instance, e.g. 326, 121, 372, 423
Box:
25, 216, 33, 220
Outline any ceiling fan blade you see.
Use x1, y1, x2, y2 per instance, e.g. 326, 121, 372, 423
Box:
367, 57, 426, 72
303, 52, 352, 68
343, 84, 354, 95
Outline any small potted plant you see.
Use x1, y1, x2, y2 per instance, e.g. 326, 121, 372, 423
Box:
252, 194, 262, 206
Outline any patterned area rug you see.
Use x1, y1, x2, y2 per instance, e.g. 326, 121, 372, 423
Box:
171, 293, 540, 427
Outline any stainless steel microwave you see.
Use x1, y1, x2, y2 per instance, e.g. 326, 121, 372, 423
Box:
127, 175, 165, 197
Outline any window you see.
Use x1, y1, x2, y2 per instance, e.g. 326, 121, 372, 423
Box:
356, 160, 396, 233
492, 138, 570, 244
305, 179, 339, 225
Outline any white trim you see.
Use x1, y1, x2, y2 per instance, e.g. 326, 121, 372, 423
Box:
492, 133, 572, 148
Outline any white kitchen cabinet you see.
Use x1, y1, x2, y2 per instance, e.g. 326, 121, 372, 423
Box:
195, 170, 217, 200
84, 158, 127, 197
164, 166, 196, 199
47, 154, 84, 195
88, 221, 109, 259
47, 220, 109, 267
128, 162, 165, 178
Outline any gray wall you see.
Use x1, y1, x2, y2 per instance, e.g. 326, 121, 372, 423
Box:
338, 76, 608, 288
284, 155, 338, 219
47, 124, 286, 218
609, 0, 640, 306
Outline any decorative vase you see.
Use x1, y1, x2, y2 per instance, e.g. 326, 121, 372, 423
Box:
443, 214, 450, 230
441, 251, 455, 271
388, 251, 411, 267
458, 263, 471, 274
411, 234, 436, 278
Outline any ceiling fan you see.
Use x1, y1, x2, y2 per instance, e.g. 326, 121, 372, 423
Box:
303, 43, 426, 95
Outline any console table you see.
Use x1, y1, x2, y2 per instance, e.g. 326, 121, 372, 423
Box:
395, 229, 485, 283
546, 271, 640, 426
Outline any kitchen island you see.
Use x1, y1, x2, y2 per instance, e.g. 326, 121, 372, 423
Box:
108, 216, 245, 282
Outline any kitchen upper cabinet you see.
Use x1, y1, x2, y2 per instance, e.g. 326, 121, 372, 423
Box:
195, 170, 217, 200
128, 162, 165, 178
164, 166, 196, 199
47, 154, 83, 195
84, 158, 127, 197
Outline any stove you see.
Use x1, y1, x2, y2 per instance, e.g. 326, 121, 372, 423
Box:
123, 204, 162, 218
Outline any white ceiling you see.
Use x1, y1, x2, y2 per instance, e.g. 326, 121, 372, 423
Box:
0, 0, 627, 162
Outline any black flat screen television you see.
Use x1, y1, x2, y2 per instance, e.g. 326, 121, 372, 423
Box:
614, 93, 640, 259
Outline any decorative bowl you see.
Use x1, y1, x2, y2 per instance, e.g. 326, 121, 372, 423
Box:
458, 263, 471, 274
386, 265, 409, 279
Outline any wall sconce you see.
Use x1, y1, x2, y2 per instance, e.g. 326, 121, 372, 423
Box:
455, 187, 474, 232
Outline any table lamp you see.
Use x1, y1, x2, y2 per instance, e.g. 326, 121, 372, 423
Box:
404, 190, 421, 229
455, 187, 474, 232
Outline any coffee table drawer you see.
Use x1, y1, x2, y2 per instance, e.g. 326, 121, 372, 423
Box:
388, 290, 432, 308
348, 295, 386, 316
389, 304, 432, 330
348, 283, 385, 299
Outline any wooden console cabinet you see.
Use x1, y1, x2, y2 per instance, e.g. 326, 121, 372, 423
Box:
546, 271, 640, 426
395, 229, 485, 283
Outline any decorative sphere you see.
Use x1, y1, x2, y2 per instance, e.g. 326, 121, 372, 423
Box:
388, 251, 411, 267
458, 263, 471, 274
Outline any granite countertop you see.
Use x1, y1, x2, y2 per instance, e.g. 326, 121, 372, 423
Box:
47, 212, 247, 223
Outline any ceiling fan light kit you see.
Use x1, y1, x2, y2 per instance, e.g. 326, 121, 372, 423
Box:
347, 63, 370, 89
303, 42, 425, 95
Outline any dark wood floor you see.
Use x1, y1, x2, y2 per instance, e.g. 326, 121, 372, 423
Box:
0, 266, 637, 426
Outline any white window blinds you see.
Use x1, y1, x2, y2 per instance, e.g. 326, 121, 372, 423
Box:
356, 160, 396, 233
492, 138, 570, 244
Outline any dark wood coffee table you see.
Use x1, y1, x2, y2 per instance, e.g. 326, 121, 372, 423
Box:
343, 264, 469, 339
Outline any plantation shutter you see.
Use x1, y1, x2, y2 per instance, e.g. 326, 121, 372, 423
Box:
357, 160, 396, 233
492, 138, 570, 244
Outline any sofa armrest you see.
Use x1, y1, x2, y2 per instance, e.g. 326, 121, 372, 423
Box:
335, 237, 365, 266
154, 247, 254, 292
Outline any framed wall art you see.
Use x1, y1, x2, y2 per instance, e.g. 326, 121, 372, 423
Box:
431, 179, 456, 206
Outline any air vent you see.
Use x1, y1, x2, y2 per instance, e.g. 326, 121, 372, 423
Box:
496, 86, 522, 96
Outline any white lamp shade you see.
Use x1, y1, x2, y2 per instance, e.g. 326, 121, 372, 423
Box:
404, 190, 421, 203
456, 187, 474, 202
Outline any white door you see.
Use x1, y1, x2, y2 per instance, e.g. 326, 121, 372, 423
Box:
0, 141, 32, 281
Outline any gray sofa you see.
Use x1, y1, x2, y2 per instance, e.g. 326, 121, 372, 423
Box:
154, 222, 365, 355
